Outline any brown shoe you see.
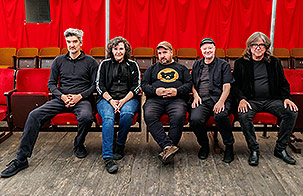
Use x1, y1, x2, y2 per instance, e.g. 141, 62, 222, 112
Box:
160, 146, 179, 164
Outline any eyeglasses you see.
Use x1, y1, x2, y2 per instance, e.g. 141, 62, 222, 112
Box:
251, 44, 266, 49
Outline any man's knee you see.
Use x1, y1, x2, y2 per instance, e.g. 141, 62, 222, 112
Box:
283, 108, 298, 120
238, 111, 253, 122
78, 111, 93, 124
28, 107, 43, 120
214, 110, 229, 122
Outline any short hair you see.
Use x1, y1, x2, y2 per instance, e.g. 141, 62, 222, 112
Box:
64, 28, 84, 42
243, 32, 272, 63
106, 36, 132, 60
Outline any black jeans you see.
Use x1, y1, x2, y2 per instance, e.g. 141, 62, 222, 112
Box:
17, 98, 93, 160
190, 99, 234, 147
238, 99, 298, 152
143, 98, 187, 149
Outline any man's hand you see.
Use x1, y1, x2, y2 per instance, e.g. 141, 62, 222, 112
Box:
61, 94, 72, 108
163, 88, 177, 98
284, 99, 298, 112
63, 94, 82, 108
238, 99, 252, 113
156, 87, 166, 96
192, 95, 202, 108
213, 101, 225, 114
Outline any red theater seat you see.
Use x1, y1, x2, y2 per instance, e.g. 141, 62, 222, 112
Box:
159, 112, 190, 125
0, 69, 15, 121
0, 68, 15, 142
51, 113, 78, 125
284, 69, 303, 130
6, 69, 51, 130
253, 113, 278, 125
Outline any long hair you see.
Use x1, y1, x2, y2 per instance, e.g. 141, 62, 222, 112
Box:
243, 32, 272, 63
106, 36, 132, 60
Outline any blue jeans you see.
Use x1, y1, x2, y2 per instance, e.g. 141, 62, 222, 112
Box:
97, 98, 139, 158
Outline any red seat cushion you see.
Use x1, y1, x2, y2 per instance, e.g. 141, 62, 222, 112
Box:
160, 112, 189, 125
205, 114, 235, 127
95, 113, 138, 125
51, 113, 78, 125
0, 105, 7, 121
253, 113, 278, 124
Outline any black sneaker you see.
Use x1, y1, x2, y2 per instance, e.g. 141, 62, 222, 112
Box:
223, 145, 234, 163
198, 145, 209, 160
104, 158, 118, 174
113, 144, 125, 160
248, 151, 259, 166
1, 159, 29, 178
74, 145, 87, 158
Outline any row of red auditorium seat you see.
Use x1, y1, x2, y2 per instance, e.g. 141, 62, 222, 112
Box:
0, 47, 302, 70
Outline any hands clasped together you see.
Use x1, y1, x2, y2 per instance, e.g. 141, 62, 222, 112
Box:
61, 94, 82, 108
156, 87, 177, 98
109, 98, 127, 114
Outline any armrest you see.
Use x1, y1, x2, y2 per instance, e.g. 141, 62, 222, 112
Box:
4, 89, 17, 97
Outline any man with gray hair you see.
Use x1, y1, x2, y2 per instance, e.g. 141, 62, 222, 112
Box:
232, 32, 298, 166
1, 28, 98, 178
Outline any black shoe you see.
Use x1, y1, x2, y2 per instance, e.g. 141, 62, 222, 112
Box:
74, 145, 87, 158
248, 151, 259, 166
113, 144, 125, 160
1, 159, 29, 178
198, 145, 209, 160
104, 158, 118, 174
274, 149, 296, 165
223, 145, 234, 163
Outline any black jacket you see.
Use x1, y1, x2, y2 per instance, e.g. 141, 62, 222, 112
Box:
96, 58, 141, 103
192, 57, 234, 103
232, 56, 291, 103
48, 52, 98, 100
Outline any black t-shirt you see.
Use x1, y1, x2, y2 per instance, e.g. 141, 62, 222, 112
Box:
198, 60, 212, 101
253, 60, 270, 99
150, 62, 185, 89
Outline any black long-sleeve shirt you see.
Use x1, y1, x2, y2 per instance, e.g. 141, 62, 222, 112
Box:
142, 61, 192, 99
48, 52, 98, 100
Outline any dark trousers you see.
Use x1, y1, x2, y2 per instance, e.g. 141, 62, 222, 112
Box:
17, 98, 93, 160
143, 98, 187, 149
238, 99, 298, 152
190, 99, 234, 147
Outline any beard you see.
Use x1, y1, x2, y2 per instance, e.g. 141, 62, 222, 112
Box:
160, 57, 172, 65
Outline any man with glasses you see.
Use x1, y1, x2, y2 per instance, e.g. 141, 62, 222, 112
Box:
232, 32, 298, 166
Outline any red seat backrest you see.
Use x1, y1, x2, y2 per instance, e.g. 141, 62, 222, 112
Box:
283, 69, 303, 93
0, 68, 15, 104
16, 69, 51, 92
